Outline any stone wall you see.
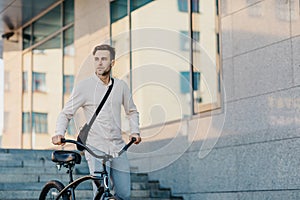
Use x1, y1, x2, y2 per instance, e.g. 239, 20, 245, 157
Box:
129, 1, 300, 199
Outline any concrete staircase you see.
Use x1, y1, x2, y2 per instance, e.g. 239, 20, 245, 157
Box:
0, 148, 183, 200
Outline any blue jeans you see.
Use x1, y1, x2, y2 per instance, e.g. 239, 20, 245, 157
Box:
84, 148, 131, 200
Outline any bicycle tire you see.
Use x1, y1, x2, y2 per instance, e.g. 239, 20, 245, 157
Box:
39, 180, 69, 200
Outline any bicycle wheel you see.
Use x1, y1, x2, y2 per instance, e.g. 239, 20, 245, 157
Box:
39, 180, 69, 200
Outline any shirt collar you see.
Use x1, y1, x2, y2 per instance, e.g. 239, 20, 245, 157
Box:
93, 73, 113, 86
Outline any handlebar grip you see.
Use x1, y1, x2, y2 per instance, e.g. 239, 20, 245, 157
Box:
61, 138, 66, 143
118, 137, 137, 156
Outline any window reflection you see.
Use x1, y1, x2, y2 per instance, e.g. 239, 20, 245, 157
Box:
111, 0, 128, 23
63, 75, 74, 94
22, 112, 30, 133
23, 25, 32, 49
192, 0, 220, 113
19, 0, 75, 149
32, 72, 46, 92
32, 112, 48, 133
23, 72, 28, 92
63, 26, 75, 99
132, 0, 191, 125
177, 0, 200, 13
33, 5, 61, 45
64, 0, 74, 25
110, 0, 221, 126
32, 34, 62, 138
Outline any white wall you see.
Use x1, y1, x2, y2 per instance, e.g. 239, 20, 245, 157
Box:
0, 59, 3, 138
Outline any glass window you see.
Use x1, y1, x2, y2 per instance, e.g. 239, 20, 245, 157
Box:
180, 30, 200, 51
63, 27, 75, 98
64, 26, 74, 56
23, 72, 28, 92
31, 34, 63, 138
63, 75, 74, 94
32, 72, 46, 92
32, 112, 48, 133
131, 0, 154, 11
110, 0, 222, 127
110, 0, 128, 23
21, 0, 58, 25
22, 112, 30, 133
177, 0, 200, 13
192, 0, 220, 113
23, 25, 32, 49
64, 0, 74, 25
33, 5, 61, 45
130, 0, 191, 125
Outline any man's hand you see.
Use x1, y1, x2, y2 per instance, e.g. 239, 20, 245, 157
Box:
130, 133, 141, 144
52, 135, 65, 145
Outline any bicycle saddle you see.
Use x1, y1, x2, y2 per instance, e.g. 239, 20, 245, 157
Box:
52, 150, 81, 164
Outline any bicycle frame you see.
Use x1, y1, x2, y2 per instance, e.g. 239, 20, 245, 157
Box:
55, 174, 104, 199
52, 138, 136, 200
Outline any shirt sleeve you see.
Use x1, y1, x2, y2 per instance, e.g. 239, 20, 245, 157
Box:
122, 81, 140, 134
55, 84, 85, 136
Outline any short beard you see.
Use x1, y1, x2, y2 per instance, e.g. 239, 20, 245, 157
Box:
97, 68, 111, 77
102, 70, 110, 76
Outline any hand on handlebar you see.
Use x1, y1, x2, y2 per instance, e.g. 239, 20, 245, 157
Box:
129, 133, 141, 144
52, 135, 65, 145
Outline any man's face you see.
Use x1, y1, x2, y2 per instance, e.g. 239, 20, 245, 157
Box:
94, 50, 113, 76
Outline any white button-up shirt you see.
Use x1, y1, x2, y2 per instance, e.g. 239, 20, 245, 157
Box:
55, 74, 139, 156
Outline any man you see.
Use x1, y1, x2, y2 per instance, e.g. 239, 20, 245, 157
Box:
52, 44, 141, 200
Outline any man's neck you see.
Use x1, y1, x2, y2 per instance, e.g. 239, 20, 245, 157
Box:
96, 73, 110, 85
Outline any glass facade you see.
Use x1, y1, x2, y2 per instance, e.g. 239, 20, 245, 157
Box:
110, 0, 221, 127
21, 0, 74, 148
32, 5, 61, 45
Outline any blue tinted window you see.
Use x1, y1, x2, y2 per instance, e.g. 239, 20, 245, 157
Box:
33, 5, 61, 45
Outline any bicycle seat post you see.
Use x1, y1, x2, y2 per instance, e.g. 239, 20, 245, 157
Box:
66, 162, 75, 183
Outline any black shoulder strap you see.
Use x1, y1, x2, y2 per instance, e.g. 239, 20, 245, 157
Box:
88, 78, 114, 126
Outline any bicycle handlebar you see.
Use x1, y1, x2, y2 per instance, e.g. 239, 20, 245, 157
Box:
61, 137, 136, 159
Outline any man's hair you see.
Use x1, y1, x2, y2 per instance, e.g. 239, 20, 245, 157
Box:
92, 44, 115, 60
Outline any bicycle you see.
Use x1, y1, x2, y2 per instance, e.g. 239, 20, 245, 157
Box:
39, 137, 136, 200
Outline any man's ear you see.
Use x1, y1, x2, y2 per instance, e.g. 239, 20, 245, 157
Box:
110, 59, 115, 67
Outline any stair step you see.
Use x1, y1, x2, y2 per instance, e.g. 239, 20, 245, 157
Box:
0, 149, 183, 200
131, 189, 150, 197
0, 182, 92, 191
131, 181, 149, 190
0, 165, 89, 175
0, 174, 86, 183
0, 190, 94, 200
130, 173, 149, 182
